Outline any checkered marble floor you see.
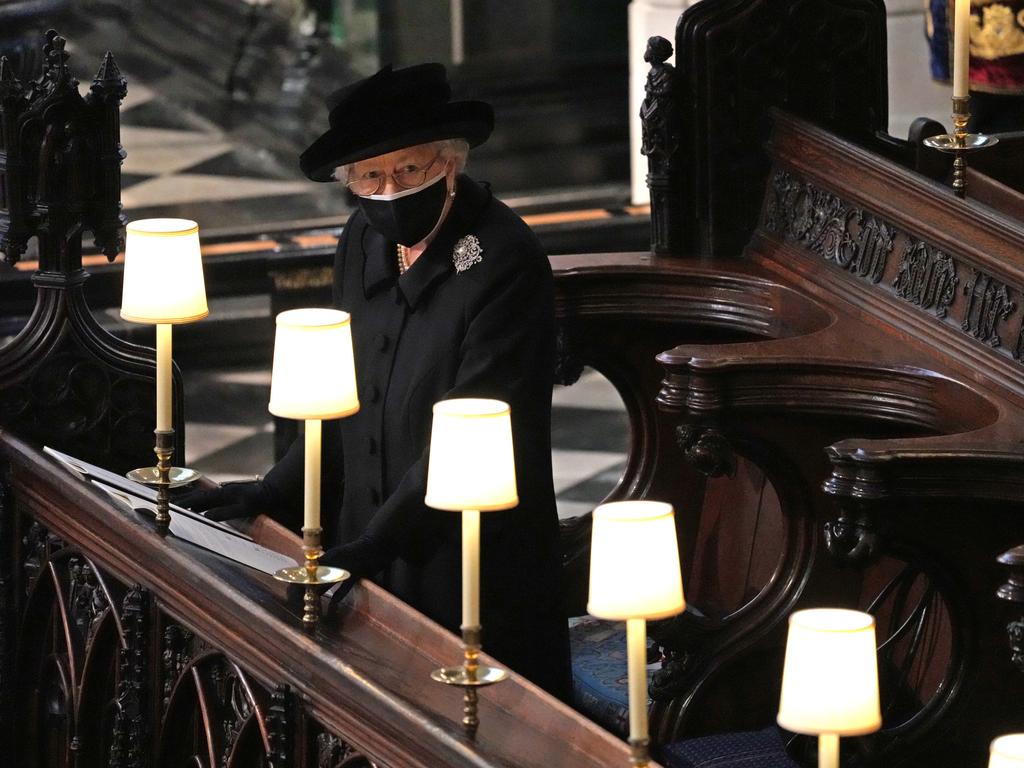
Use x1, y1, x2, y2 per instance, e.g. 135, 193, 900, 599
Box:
184, 367, 627, 521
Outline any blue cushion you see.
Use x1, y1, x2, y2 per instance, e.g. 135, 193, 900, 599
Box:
569, 617, 656, 736
662, 727, 799, 768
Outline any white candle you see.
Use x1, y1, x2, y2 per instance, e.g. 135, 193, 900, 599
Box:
156, 323, 172, 431
953, 0, 971, 99
626, 617, 649, 742
304, 419, 321, 531
819, 733, 839, 768
462, 509, 480, 627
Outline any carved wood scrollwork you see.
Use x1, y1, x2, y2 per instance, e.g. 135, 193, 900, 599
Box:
316, 731, 377, 768
266, 684, 292, 768
823, 504, 882, 566
553, 320, 584, 387
162, 623, 193, 711
675, 424, 736, 478
641, 35, 683, 257
109, 585, 148, 768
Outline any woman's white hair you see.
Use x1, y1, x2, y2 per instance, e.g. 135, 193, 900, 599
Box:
334, 138, 470, 183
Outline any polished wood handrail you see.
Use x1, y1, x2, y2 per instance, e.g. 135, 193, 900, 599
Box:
0, 430, 647, 767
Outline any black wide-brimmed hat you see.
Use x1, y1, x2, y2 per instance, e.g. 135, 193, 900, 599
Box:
299, 63, 494, 182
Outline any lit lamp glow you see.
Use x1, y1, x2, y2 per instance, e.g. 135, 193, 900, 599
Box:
120, 218, 209, 526
268, 308, 359, 629
777, 609, 882, 768
991, 734, 1024, 768
588, 500, 686, 767
425, 398, 518, 737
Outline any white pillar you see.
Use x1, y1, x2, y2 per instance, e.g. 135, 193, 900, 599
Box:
629, 0, 695, 205
885, 0, 950, 138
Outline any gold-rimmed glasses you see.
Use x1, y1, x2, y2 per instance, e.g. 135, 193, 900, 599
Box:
345, 152, 444, 196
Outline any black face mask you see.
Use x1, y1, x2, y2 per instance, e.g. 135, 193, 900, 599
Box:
357, 171, 449, 247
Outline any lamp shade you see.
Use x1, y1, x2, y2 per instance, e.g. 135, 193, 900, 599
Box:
268, 308, 360, 420
777, 608, 882, 736
120, 218, 209, 324
587, 500, 686, 620
424, 398, 518, 511
991, 735, 1024, 768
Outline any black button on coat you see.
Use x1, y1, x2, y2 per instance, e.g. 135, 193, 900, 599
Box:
265, 175, 570, 698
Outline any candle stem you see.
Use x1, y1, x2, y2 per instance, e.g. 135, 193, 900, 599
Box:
462, 509, 480, 628
304, 419, 321, 531
819, 733, 840, 768
156, 323, 172, 432
627, 618, 649, 743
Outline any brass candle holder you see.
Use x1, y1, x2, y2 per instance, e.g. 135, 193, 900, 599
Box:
273, 526, 349, 630
923, 95, 998, 199
152, 428, 174, 529
430, 625, 507, 738
629, 736, 651, 767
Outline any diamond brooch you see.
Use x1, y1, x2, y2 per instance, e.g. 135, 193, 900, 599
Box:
453, 235, 483, 273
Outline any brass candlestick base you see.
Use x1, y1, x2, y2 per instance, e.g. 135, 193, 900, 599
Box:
149, 429, 174, 530
273, 527, 349, 630
431, 625, 508, 738
923, 95, 998, 199
629, 736, 651, 767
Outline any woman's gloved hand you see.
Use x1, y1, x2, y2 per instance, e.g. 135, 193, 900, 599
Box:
175, 480, 271, 522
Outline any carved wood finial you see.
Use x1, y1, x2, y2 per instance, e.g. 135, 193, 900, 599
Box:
43, 30, 73, 85
0, 57, 20, 92
91, 52, 127, 102
641, 35, 682, 257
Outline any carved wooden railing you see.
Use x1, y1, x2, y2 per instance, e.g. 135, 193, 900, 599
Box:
0, 431, 641, 767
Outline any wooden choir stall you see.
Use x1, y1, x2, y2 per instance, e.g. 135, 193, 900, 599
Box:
4, 0, 1024, 766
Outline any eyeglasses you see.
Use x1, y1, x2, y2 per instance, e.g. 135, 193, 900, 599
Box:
345, 153, 444, 197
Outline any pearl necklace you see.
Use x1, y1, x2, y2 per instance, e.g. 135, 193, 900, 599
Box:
397, 244, 409, 275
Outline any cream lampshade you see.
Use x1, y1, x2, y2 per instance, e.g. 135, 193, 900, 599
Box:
424, 398, 518, 512
990, 735, 1024, 767
777, 608, 881, 768
268, 308, 359, 535
587, 500, 685, 767
268, 308, 360, 420
120, 218, 209, 324
587, 500, 686, 621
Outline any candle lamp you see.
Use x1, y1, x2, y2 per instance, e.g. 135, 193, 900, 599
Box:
924, 0, 997, 197
776, 608, 882, 768
120, 219, 209, 529
990, 734, 1024, 767
425, 398, 518, 738
268, 308, 360, 629
588, 500, 686, 767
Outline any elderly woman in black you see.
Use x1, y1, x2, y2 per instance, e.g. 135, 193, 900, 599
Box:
181, 64, 571, 699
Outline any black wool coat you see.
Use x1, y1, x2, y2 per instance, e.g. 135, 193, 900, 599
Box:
264, 175, 571, 698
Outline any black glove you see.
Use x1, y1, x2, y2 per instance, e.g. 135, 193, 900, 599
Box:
175, 480, 271, 522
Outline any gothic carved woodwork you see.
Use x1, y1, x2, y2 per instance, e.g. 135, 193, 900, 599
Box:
762, 165, 1024, 366
660, 0, 890, 258
640, 36, 683, 257
997, 546, 1024, 675
674, 425, 736, 478
109, 586, 148, 768
0, 32, 184, 475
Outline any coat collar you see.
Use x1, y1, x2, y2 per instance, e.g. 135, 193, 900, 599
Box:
361, 174, 492, 309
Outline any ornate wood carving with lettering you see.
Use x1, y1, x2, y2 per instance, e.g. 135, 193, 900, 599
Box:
764, 170, 893, 284
764, 168, 1024, 355
962, 269, 1016, 347
892, 243, 959, 319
